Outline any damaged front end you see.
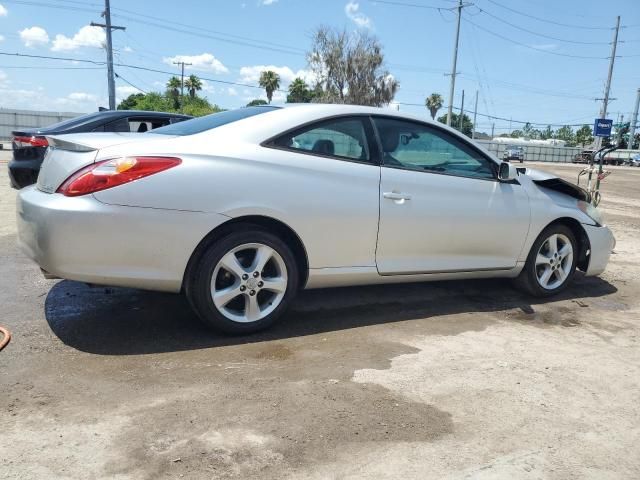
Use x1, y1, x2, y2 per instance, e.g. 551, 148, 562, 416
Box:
516, 167, 591, 203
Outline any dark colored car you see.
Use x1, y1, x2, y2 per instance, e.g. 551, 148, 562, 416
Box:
8, 110, 191, 189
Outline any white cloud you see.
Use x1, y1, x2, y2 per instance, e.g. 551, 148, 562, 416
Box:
123, 46, 133, 53
163, 53, 228, 74
227, 87, 238, 96
200, 80, 215, 93
239, 64, 315, 86
345, 2, 371, 29
19, 26, 50, 48
0, 3, 7, 16
0, 70, 8, 87
51, 25, 105, 51
116, 85, 143, 96
0, 35, 4, 42
67, 92, 97, 102
260, 0, 278, 5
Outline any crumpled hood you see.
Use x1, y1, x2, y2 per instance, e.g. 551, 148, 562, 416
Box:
517, 167, 591, 203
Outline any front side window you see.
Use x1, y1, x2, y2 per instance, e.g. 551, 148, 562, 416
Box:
271, 117, 370, 162
373, 117, 496, 180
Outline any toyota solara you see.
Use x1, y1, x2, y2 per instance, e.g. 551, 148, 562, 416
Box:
16, 104, 615, 333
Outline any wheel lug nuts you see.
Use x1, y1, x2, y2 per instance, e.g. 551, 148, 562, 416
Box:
258, 281, 264, 287
242, 274, 248, 280
253, 271, 260, 278
249, 290, 256, 296
240, 285, 246, 292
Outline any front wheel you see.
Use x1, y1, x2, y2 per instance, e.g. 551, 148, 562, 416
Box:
514, 224, 577, 297
187, 228, 299, 334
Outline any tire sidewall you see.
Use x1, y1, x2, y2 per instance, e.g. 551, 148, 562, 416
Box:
523, 224, 577, 297
190, 228, 299, 334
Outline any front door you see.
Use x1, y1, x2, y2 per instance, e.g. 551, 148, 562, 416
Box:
373, 116, 530, 274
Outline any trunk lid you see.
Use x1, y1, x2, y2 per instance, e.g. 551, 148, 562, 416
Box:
36, 132, 149, 193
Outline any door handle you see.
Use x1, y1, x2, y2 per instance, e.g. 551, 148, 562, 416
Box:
383, 192, 412, 201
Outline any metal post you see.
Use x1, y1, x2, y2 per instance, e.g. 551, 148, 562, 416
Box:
628, 88, 640, 150
596, 16, 620, 149
173, 61, 192, 114
91, 0, 125, 110
472, 90, 478, 139
491, 123, 495, 139
446, 0, 463, 127
459, 89, 465, 131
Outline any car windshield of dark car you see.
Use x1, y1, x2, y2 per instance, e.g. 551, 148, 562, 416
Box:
38, 112, 108, 132
149, 106, 279, 136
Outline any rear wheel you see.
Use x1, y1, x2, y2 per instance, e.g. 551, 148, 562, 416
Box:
514, 224, 577, 297
187, 228, 299, 334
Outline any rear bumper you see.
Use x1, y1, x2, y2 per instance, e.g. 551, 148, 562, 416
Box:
16, 186, 229, 292
583, 223, 615, 276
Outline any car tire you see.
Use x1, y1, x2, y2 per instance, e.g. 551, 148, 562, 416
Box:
514, 224, 577, 297
187, 227, 299, 334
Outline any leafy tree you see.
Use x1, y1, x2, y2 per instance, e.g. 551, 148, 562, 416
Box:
522, 122, 534, 138
555, 125, 575, 143
259, 70, 280, 104
540, 125, 554, 140
437, 112, 474, 137
575, 124, 594, 147
246, 99, 268, 107
117, 93, 145, 110
510, 129, 523, 138
425, 93, 443, 120
115, 91, 221, 116
166, 76, 181, 109
307, 26, 398, 107
287, 77, 314, 103
184, 74, 203, 99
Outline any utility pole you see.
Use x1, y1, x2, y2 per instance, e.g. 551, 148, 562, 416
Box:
628, 88, 640, 150
491, 123, 495, 139
173, 61, 192, 113
459, 89, 465, 131
472, 90, 478, 139
595, 15, 620, 148
446, 0, 464, 127
91, 0, 125, 110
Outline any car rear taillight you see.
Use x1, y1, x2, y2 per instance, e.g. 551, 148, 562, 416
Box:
57, 156, 181, 197
13, 135, 49, 148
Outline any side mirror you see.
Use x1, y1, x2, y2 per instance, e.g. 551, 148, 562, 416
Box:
498, 162, 518, 181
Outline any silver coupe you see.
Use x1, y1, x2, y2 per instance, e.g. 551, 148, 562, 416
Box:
16, 105, 615, 333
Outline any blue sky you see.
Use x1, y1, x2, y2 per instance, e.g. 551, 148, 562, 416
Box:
0, 0, 638, 134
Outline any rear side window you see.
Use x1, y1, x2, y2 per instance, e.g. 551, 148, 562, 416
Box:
270, 117, 370, 162
149, 106, 278, 136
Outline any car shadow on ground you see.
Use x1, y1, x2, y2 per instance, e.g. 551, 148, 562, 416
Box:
44, 273, 618, 355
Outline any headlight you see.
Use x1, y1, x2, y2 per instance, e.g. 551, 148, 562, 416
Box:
577, 200, 603, 226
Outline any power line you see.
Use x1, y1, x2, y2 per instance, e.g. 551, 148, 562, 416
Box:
463, 16, 610, 59
482, 0, 613, 31
475, 7, 613, 45
367, 0, 454, 10
114, 72, 147, 94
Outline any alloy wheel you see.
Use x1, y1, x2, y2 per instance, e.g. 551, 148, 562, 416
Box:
535, 233, 574, 290
210, 243, 288, 323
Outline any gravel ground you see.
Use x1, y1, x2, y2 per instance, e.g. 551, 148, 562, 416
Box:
1, 161, 639, 479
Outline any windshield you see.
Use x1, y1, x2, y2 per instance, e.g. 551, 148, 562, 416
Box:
149, 106, 279, 136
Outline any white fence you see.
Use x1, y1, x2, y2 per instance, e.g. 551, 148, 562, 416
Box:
476, 140, 639, 163
0, 108, 84, 140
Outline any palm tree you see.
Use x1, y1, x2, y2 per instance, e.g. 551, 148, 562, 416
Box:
185, 74, 203, 99
166, 76, 181, 109
425, 93, 444, 120
287, 77, 312, 103
259, 70, 280, 104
